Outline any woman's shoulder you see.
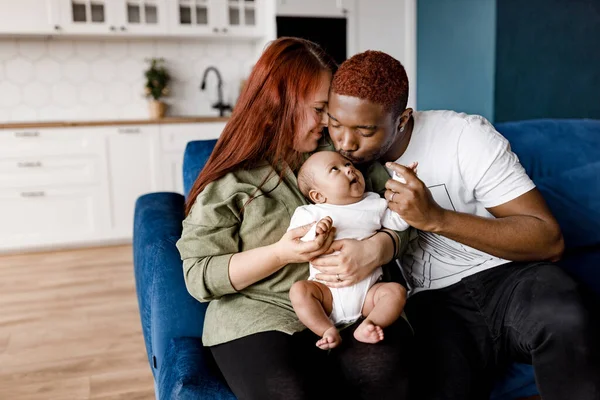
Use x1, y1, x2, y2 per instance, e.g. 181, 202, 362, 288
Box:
187, 164, 277, 219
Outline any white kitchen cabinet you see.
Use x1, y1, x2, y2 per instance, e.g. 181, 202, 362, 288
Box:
0, 121, 224, 253
54, 0, 120, 34
115, 0, 169, 35
159, 122, 225, 194
0, 0, 273, 38
0, 127, 104, 158
0, 0, 55, 35
162, 152, 185, 194
0, 156, 101, 189
0, 185, 111, 252
105, 125, 161, 238
221, 0, 262, 37
167, 0, 219, 36
167, 0, 266, 38
53, 0, 170, 35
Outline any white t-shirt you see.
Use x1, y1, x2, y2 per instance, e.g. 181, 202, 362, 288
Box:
389, 110, 536, 295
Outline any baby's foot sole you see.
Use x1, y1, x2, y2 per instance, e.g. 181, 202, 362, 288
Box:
353, 320, 384, 344
316, 326, 342, 350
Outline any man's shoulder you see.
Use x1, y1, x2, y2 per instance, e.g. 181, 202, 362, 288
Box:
417, 110, 493, 129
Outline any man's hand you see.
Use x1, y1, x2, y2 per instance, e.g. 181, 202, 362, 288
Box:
384, 162, 445, 232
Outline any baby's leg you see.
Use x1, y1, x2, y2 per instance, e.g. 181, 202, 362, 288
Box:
353, 282, 406, 344
290, 280, 341, 350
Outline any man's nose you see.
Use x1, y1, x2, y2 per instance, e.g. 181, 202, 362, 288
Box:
338, 130, 358, 152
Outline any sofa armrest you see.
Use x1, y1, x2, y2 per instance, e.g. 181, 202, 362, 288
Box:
133, 192, 209, 376
158, 337, 235, 400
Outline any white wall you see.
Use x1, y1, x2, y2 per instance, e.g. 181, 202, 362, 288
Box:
355, 0, 416, 108
0, 38, 257, 123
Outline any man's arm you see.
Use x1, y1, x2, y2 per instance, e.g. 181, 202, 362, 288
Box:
384, 164, 564, 262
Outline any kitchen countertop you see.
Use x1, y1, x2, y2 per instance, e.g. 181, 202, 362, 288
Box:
0, 116, 230, 130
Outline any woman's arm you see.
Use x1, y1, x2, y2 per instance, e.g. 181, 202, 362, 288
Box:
178, 214, 336, 300
229, 221, 335, 290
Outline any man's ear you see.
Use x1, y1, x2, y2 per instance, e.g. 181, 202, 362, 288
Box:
395, 108, 414, 133
309, 189, 326, 204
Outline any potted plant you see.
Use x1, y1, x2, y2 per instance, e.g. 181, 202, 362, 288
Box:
144, 58, 170, 119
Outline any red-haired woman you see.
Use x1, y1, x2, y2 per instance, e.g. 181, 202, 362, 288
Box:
177, 38, 412, 399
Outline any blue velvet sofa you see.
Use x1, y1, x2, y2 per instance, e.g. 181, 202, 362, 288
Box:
133, 119, 600, 399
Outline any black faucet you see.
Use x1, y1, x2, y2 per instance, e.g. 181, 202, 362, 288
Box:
200, 66, 232, 117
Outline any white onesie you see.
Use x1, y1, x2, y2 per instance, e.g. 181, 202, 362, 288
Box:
288, 192, 409, 325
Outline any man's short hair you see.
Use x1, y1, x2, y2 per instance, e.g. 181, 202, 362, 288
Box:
331, 50, 409, 120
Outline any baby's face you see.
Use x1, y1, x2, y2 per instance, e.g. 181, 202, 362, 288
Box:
309, 151, 365, 205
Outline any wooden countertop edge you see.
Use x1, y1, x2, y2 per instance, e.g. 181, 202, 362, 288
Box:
0, 117, 230, 130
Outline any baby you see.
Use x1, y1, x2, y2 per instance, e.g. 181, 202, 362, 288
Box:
289, 151, 412, 350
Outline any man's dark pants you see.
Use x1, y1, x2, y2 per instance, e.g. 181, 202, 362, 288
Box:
405, 261, 600, 400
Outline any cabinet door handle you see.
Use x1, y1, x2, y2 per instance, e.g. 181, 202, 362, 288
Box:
120, 26, 126, 31
21, 191, 45, 198
110, 25, 116, 31
17, 161, 42, 168
118, 127, 141, 134
15, 131, 40, 138
213, 27, 219, 33
222, 27, 228, 33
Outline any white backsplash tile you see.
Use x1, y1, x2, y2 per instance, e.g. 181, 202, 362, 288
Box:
0, 37, 257, 122
6, 58, 34, 84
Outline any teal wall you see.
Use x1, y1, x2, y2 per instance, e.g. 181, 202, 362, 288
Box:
417, 0, 497, 121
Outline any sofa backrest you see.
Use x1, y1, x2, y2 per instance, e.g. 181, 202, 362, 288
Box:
495, 119, 600, 250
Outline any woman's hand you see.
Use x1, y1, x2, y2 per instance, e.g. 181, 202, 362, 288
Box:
310, 231, 394, 288
273, 218, 335, 265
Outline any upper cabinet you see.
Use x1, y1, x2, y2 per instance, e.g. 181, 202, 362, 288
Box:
54, 0, 169, 35
116, 0, 170, 35
55, 0, 119, 34
0, 0, 55, 35
0, 0, 270, 38
223, 0, 261, 36
167, 0, 215, 35
168, 0, 264, 38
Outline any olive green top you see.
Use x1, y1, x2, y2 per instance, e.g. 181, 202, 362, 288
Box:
176, 143, 409, 346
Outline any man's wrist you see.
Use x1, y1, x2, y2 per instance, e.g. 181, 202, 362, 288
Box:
430, 208, 450, 234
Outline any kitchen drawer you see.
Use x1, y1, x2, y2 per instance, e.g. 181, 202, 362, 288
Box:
159, 122, 226, 153
0, 155, 101, 189
0, 186, 110, 250
0, 127, 105, 158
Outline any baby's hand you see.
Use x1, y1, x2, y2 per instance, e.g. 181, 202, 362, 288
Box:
315, 216, 333, 236
407, 161, 418, 174
392, 161, 418, 184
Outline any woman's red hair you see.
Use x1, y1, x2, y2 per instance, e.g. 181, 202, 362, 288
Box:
185, 37, 336, 215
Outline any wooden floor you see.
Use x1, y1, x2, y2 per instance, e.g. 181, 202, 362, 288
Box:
0, 245, 154, 400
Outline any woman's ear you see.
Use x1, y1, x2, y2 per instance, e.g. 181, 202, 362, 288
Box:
309, 189, 326, 204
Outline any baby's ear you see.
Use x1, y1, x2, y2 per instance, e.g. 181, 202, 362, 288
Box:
309, 189, 326, 204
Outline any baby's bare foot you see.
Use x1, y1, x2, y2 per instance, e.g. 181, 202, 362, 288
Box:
316, 326, 342, 350
353, 319, 385, 344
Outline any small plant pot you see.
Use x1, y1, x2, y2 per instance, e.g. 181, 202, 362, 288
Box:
149, 100, 167, 119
